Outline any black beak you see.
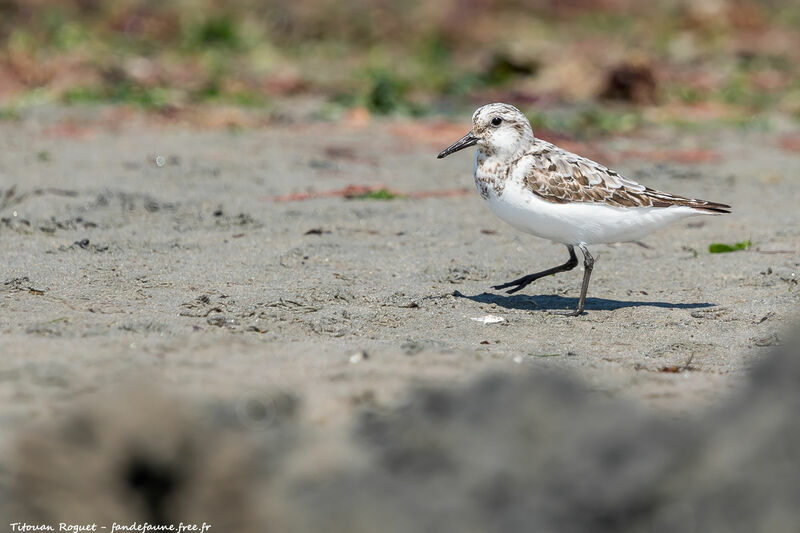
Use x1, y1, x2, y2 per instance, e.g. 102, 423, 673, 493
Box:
437, 131, 478, 159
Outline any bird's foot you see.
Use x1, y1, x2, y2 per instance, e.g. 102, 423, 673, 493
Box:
492, 277, 535, 294
491, 282, 527, 294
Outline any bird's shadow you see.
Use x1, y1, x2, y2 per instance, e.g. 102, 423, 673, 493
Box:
453, 290, 715, 312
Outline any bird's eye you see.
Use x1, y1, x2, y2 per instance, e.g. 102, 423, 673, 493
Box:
491, 117, 503, 126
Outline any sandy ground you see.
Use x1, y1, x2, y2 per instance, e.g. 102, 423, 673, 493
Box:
0, 105, 797, 454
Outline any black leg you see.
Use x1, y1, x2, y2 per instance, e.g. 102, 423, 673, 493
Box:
492, 245, 579, 294
551, 243, 594, 316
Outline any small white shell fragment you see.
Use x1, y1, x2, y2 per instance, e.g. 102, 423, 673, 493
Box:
470, 315, 505, 325
513, 356, 523, 364
349, 351, 368, 364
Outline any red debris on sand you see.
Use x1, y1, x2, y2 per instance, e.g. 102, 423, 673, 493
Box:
408, 188, 471, 199
268, 185, 379, 202
43, 121, 97, 139
267, 184, 471, 202
779, 134, 800, 153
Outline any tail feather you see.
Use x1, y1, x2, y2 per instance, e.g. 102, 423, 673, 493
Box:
687, 199, 731, 214
644, 188, 731, 214
697, 202, 731, 214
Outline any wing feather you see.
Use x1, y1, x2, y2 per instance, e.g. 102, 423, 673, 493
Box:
523, 141, 730, 213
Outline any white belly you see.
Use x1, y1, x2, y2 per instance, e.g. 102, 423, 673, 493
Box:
482, 179, 703, 245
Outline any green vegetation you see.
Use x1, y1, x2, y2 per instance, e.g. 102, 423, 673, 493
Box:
0, 1, 797, 133
0, 107, 21, 121
63, 84, 174, 109
709, 240, 752, 253
366, 71, 416, 116
351, 189, 402, 200
184, 15, 242, 50
529, 106, 643, 137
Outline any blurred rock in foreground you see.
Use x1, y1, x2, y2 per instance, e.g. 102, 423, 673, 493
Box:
5, 329, 800, 532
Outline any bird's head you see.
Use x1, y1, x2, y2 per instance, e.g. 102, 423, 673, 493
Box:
437, 103, 534, 160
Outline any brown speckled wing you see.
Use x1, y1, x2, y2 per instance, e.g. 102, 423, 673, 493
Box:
522, 142, 730, 213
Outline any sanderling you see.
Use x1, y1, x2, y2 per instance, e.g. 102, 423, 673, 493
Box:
437, 103, 730, 316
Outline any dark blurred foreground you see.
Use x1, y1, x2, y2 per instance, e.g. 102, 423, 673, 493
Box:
3, 325, 799, 532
